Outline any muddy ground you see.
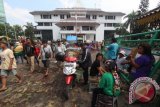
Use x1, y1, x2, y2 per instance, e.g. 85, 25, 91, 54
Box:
0, 58, 159, 107
0, 61, 92, 107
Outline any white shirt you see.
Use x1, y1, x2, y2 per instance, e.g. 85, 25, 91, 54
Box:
41, 45, 52, 60
116, 56, 126, 71
55, 44, 66, 54
0, 49, 17, 69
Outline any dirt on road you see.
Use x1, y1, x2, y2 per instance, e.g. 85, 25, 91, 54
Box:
0, 61, 91, 107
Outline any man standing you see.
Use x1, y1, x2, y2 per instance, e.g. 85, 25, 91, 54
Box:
24, 38, 35, 73
80, 44, 92, 85
105, 38, 119, 61
40, 40, 52, 77
55, 40, 66, 55
0, 41, 22, 91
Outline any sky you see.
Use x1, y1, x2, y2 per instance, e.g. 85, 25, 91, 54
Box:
3, 0, 160, 25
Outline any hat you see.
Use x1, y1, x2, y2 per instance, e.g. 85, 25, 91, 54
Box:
0, 40, 8, 45
119, 50, 126, 56
57, 39, 61, 42
15, 42, 21, 46
86, 40, 91, 43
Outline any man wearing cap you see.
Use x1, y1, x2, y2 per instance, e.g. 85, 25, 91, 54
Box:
0, 41, 22, 91
116, 50, 128, 73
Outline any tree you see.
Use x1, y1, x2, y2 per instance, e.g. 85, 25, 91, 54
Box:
115, 24, 129, 35
24, 23, 35, 38
123, 11, 137, 33
0, 23, 16, 39
13, 25, 24, 39
0, 23, 5, 36
139, 0, 149, 14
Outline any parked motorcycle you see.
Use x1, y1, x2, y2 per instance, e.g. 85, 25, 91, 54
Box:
63, 51, 78, 99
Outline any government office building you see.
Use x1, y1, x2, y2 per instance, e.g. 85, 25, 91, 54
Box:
31, 8, 125, 42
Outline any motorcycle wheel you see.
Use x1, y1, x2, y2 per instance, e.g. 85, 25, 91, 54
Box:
65, 84, 72, 100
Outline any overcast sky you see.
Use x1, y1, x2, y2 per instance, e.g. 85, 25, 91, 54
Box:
3, 0, 160, 25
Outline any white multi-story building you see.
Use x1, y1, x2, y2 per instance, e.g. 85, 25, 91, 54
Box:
30, 8, 125, 42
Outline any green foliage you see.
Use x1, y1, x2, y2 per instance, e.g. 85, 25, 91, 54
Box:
0, 23, 26, 39
0, 23, 5, 36
13, 25, 24, 37
115, 24, 129, 35
123, 11, 137, 33
24, 22, 35, 39
0, 22, 36, 39
139, 0, 149, 14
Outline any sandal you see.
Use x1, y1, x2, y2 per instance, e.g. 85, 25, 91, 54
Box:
0, 88, 7, 92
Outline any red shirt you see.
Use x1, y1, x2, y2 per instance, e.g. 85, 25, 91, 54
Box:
34, 47, 40, 56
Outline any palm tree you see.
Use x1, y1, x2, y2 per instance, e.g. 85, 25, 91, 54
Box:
123, 11, 137, 33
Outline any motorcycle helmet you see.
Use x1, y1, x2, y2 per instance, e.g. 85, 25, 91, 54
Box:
55, 52, 65, 62
104, 60, 117, 72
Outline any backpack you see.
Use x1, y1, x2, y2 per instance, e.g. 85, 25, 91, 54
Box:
43, 48, 51, 59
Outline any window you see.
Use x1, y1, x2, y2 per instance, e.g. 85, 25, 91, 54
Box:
86, 15, 90, 19
113, 23, 119, 27
54, 14, 58, 17
38, 22, 43, 26
71, 14, 75, 17
99, 15, 103, 17
105, 16, 116, 20
82, 26, 90, 31
82, 26, 95, 31
104, 23, 113, 27
107, 23, 113, 27
44, 22, 52, 26
67, 14, 71, 19
93, 15, 97, 19
66, 26, 74, 30
90, 27, 93, 30
35, 31, 41, 34
77, 14, 85, 16
60, 15, 65, 19
41, 15, 51, 19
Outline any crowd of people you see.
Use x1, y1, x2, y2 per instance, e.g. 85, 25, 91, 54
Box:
0, 36, 156, 107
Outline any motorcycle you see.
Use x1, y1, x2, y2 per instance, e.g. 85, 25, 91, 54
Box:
63, 52, 78, 100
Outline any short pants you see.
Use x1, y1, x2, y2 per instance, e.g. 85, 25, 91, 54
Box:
42, 60, 50, 68
1, 69, 17, 77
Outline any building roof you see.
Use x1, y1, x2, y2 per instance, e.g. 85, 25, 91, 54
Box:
136, 6, 160, 25
137, 6, 160, 19
30, 8, 125, 16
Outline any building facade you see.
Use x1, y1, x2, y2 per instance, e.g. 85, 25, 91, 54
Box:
31, 8, 125, 42
0, 0, 6, 24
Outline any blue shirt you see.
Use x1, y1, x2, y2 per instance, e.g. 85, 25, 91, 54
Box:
106, 43, 119, 60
